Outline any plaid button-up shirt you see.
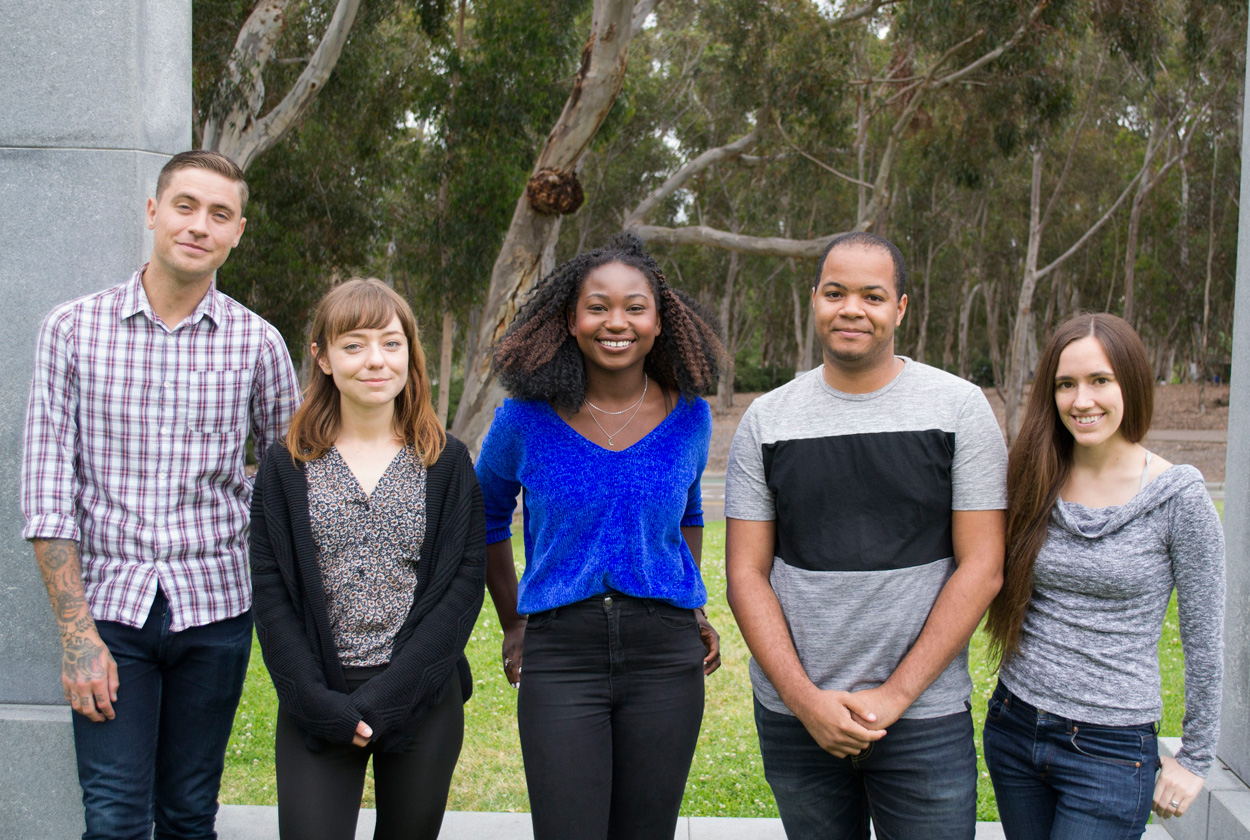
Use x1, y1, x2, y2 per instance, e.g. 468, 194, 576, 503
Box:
21, 270, 301, 631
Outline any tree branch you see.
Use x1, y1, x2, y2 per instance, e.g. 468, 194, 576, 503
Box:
633, 224, 841, 258
623, 112, 768, 227
632, 0, 662, 37
204, 0, 362, 171
774, 114, 873, 188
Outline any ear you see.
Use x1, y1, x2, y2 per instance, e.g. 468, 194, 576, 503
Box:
231, 216, 247, 247
895, 293, 908, 326
567, 306, 577, 336
313, 343, 332, 375
146, 197, 157, 230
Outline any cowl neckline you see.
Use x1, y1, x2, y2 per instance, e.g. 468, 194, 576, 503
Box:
1053, 464, 1205, 538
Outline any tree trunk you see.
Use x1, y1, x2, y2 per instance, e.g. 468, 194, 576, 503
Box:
436, 309, 455, 427
201, 0, 363, 171
716, 249, 741, 415
452, 0, 638, 450
1004, 149, 1045, 443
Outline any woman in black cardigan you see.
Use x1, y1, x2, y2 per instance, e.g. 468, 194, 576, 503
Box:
250, 278, 485, 840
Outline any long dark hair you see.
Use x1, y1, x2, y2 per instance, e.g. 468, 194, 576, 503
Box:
286, 278, 445, 466
492, 233, 725, 411
986, 313, 1154, 664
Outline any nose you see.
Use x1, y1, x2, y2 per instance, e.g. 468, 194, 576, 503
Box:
1072, 383, 1095, 408
364, 342, 386, 367
606, 307, 627, 330
840, 294, 865, 317
186, 207, 210, 236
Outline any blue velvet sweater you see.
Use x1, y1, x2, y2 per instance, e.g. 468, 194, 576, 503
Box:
476, 396, 711, 614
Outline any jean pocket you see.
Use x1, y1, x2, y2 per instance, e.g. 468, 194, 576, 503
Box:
525, 610, 554, 632
655, 605, 698, 631
1069, 724, 1149, 768
986, 683, 1010, 722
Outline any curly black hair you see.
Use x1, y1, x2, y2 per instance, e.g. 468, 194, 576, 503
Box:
493, 232, 726, 412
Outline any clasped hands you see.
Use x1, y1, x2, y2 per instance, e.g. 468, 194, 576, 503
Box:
795, 685, 908, 758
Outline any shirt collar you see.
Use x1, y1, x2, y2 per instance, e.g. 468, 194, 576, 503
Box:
119, 266, 223, 330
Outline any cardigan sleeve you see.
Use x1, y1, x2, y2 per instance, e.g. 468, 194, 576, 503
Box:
250, 449, 363, 745
1169, 476, 1226, 776
347, 442, 487, 747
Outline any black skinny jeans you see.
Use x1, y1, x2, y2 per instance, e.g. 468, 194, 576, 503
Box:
274, 669, 464, 840
518, 593, 706, 840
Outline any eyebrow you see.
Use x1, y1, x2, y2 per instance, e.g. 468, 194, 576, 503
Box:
171, 192, 237, 217
1054, 370, 1115, 381
817, 280, 889, 293
584, 291, 652, 301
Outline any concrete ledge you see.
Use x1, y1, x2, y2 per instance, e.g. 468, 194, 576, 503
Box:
0, 704, 83, 840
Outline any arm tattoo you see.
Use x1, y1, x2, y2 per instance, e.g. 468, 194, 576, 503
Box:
33, 539, 94, 641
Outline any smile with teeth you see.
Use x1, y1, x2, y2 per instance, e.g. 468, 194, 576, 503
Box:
1072, 414, 1103, 426
599, 338, 634, 348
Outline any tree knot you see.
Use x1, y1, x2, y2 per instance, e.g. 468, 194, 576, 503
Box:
526, 168, 584, 215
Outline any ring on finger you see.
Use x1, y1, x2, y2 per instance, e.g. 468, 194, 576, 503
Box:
1170, 799, 1181, 808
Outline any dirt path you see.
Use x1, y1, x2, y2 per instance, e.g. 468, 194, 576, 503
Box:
708, 381, 1230, 482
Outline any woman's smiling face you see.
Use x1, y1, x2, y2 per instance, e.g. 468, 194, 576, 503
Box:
568, 261, 660, 375
1054, 335, 1126, 450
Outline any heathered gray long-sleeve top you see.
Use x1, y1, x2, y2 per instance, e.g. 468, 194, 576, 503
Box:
1000, 464, 1225, 776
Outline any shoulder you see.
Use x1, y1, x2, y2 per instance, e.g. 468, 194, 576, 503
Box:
899, 359, 983, 401
40, 280, 130, 336
745, 369, 823, 416
212, 290, 287, 346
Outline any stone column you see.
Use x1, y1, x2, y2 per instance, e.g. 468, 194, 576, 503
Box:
0, 3, 190, 837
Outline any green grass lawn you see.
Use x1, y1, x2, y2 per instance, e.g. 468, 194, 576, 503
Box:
220, 521, 1190, 820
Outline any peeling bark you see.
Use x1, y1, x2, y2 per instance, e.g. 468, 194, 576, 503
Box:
202, 0, 362, 171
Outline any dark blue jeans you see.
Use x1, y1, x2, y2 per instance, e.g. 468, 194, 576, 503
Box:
982, 681, 1159, 840
517, 593, 706, 840
72, 589, 252, 840
754, 697, 977, 840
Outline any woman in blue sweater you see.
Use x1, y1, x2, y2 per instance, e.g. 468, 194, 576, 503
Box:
476, 233, 725, 839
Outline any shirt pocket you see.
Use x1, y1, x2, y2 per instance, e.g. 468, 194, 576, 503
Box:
188, 369, 252, 434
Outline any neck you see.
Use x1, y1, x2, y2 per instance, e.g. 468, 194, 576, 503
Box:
583, 365, 648, 406
142, 263, 213, 326
1069, 434, 1140, 475
821, 352, 902, 394
335, 400, 402, 448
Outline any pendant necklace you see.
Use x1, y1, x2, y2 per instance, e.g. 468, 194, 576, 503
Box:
584, 375, 648, 447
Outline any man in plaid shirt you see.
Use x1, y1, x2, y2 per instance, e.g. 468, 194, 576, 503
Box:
21, 150, 300, 840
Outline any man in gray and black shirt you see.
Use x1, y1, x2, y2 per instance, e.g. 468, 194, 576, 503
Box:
726, 232, 1007, 840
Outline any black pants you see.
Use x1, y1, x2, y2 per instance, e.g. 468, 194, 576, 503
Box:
518, 593, 706, 840
275, 669, 464, 840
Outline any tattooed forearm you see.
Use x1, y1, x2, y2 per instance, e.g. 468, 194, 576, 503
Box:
33, 539, 95, 641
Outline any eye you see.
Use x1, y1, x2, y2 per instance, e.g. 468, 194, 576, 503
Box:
1055, 381, 1072, 390
385, 340, 404, 349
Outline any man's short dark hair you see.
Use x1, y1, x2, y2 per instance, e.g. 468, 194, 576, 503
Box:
155, 151, 249, 210
815, 232, 907, 298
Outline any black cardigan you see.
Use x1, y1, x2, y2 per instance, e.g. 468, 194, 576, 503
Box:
249, 435, 486, 752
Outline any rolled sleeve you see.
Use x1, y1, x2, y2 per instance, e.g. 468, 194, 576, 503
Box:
22, 310, 81, 542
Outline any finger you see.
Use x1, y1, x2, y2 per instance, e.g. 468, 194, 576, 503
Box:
352, 734, 370, 747
703, 653, 722, 676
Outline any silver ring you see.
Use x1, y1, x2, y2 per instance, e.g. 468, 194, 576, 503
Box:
503, 658, 512, 668
1170, 799, 1180, 807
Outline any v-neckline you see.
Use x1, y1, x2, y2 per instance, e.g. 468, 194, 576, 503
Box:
545, 398, 681, 454
332, 444, 406, 500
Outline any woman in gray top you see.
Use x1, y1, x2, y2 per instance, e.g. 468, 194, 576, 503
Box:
984, 313, 1224, 840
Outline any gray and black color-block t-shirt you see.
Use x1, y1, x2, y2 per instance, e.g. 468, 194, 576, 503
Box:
725, 359, 1007, 719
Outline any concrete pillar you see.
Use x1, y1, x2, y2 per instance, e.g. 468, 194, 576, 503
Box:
0, 3, 190, 837
1221, 7, 1250, 793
